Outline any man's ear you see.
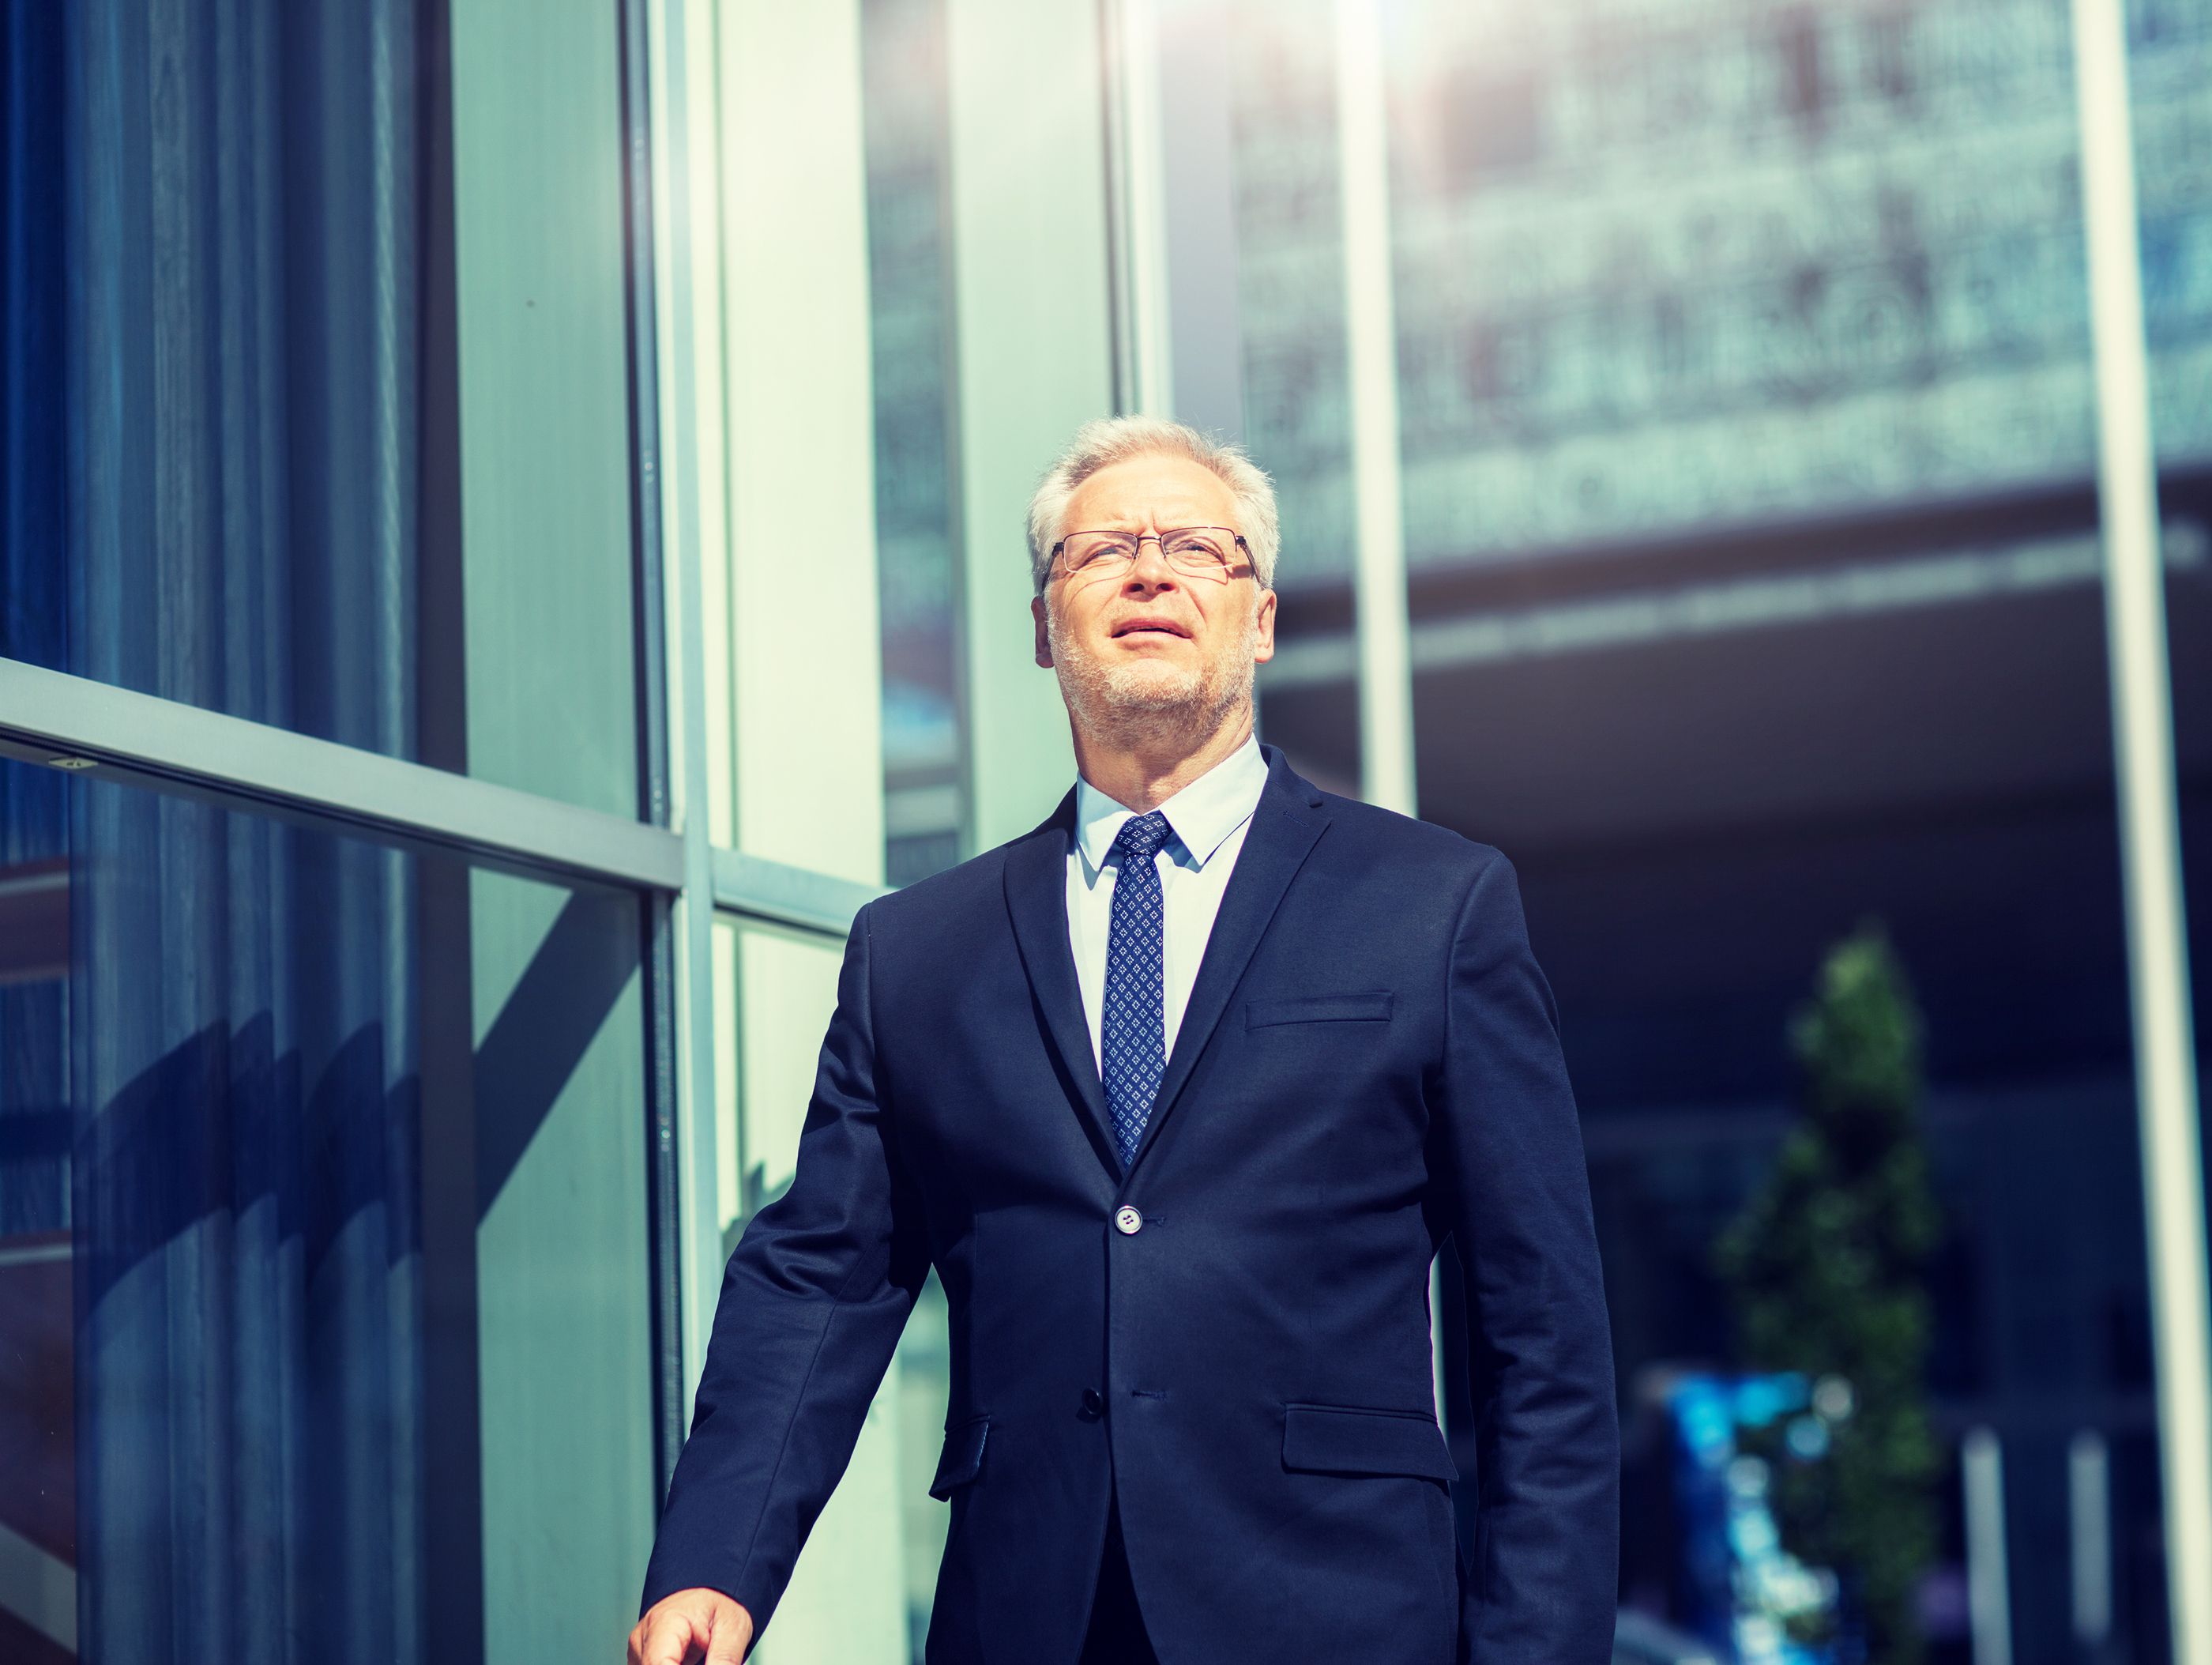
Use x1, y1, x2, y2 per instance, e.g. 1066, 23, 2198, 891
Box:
1032, 594, 1053, 668
1252, 587, 1277, 664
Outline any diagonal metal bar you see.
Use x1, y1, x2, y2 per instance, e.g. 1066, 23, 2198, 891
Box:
0, 655, 685, 892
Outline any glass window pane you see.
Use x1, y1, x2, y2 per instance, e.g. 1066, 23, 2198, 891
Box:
2133, 0, 2212, 470
862, 0, 968, 887
1230, 0, 1354, 586
446, 0, 642, 818
0, 2, 641, 819
0, 755, 658, 1661
683, 1, 888, 880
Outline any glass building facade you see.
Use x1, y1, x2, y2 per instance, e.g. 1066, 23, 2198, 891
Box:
2, 0, 2206, 1661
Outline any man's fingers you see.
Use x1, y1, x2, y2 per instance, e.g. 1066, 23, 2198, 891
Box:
703, 1607, 754, 1665
626, 1590, 750, 1665
632, 1610, 701, 1665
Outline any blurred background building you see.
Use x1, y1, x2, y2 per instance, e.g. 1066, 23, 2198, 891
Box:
1, 0, 2205, 1662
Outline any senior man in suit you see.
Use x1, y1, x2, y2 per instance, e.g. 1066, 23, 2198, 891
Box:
629, 415, 1619, 1665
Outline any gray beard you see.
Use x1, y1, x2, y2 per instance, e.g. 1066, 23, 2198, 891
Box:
1046, 598, 1260, 754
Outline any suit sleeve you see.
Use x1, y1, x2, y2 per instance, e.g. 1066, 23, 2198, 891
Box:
1436, 850, 1620, 1665
639, 898, 931, 1633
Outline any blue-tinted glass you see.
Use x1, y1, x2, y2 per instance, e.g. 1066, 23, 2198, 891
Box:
863, 0, 967, 887
0, 1, 641, 819
1221, 0, 2212, 582
0, 755, 656, 1661
2129, 0, 2212, 465
1229, 0, 1353, 584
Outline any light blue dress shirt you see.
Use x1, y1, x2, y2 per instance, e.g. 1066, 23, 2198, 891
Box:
1065, 732, 1270, 1075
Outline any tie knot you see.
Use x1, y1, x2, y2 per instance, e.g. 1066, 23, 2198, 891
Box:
1111, 810, 1174, 863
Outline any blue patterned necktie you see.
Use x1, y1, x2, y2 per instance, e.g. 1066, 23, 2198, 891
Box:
1100, 811, 1175, 1169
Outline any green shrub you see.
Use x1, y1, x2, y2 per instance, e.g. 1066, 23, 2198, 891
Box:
1714, 921, 1944, 1665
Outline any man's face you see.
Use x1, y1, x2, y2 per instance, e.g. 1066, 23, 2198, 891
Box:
1031, 452, 1277, 745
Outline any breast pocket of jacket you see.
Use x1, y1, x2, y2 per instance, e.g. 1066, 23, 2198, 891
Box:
1244, 990, 1394, 1030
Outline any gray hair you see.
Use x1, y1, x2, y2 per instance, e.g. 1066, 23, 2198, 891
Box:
1025, 415, 1281, 595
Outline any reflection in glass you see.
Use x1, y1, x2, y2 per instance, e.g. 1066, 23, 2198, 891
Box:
13, 2, 431, 753
0, 2, 640, 817
1224, 0, 2212, 586
0, 759, 656, 1662
862, 0, 967, 886
1228, 0, 1354, 582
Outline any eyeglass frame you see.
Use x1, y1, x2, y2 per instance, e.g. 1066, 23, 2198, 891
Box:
1048, 525, 1254, 583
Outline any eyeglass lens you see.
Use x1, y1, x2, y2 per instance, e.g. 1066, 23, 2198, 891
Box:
1060, 529, 1239, 577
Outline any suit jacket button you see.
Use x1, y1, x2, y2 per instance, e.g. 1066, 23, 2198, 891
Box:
1079, 1388, 1104, 1421
1114, 1205, 1143, 1235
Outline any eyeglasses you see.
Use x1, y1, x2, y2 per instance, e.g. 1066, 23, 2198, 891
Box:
1051, 525, 1251, 584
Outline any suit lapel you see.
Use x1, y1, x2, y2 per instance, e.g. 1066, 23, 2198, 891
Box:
1001, 786, 1123, 1174
1124, 745, 1330, 1179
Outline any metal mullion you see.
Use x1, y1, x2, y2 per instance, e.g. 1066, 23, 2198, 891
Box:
0, 655, 684, 892
642, 0, 730, 1453
619, 0, 690, 1505
1100, 0, 1172, 418
709, 845, 884, 940
2069, 0, 2212, 1656
1335, 0, 1416, 822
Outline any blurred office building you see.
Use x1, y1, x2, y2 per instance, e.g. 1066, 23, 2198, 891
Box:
2, 0, 2206, 1662
1227, 7, 2212, 1664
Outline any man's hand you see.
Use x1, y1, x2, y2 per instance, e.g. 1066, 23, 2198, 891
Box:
628, 1588, 754, 1665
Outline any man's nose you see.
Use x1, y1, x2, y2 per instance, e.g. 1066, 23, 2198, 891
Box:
1123, 534, 1179, 590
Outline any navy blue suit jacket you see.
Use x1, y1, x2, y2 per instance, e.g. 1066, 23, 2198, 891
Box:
641, 743, 1620, 1664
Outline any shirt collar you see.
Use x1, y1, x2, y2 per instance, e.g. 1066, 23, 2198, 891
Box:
1074, 733, 1268, 876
